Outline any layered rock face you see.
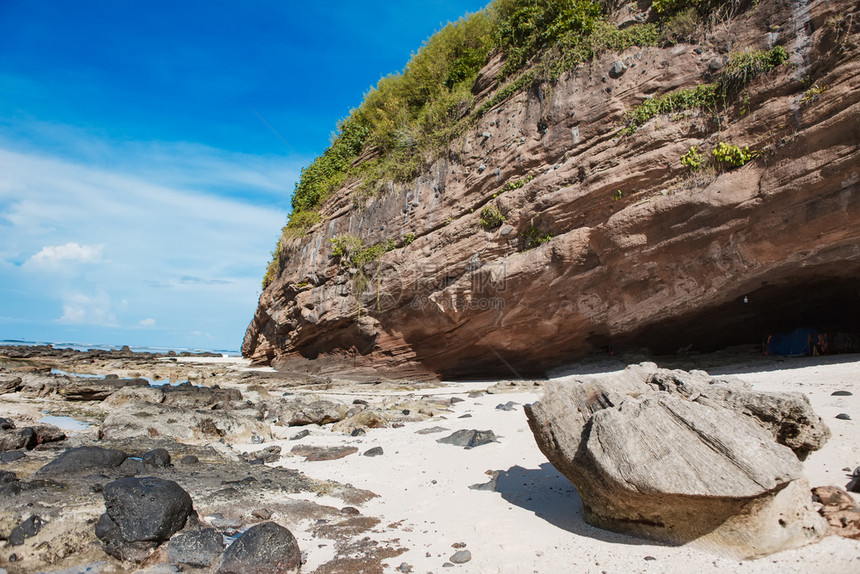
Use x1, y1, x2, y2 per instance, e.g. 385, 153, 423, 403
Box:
524, 363, 831, 557
245, 1, 860, 378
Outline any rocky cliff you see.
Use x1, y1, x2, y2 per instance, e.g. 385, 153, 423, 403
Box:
245, 0, 860, 379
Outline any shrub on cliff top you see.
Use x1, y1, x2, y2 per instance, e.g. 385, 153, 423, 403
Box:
286, 0, 659, 224
492, 0, 602, 80
264, 0, 761, 288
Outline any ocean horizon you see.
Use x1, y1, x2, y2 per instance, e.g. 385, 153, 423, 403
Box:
0, 339, 241, 357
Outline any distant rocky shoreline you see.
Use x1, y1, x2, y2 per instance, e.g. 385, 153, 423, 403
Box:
0, 343, 226, 361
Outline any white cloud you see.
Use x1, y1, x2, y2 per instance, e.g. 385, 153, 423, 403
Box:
139, 318, 156, 327
57, 291, 118, 327
27, 242, 103, 268
0, 138, 290, 349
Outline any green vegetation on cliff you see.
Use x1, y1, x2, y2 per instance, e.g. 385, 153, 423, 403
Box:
281, 0, 662, 242
263, 0, 776, 289
621, 45, 788, 134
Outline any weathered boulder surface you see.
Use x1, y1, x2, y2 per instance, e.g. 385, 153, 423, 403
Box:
0, 423, 65, 451
642, 366, 830, 459
271, 393, 350, 426
169, 527, 225, 568
0, 374, 23, 394
217, 521, 301, 574
99, 401, 270, 442
96, 476, 194, 562
58, 377, 150, 400
437, 429, 497, 449
243, 0, 860, 379
524, 364, 830, 558
37, 446, 128, 476
290, 445, 358, 461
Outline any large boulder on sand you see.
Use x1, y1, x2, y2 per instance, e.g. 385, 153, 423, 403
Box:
524, 364, 830, 558
96, 477, 194, 562
217, 521, 301, 574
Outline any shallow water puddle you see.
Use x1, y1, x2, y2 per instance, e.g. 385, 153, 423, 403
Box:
39, 413, 91, 431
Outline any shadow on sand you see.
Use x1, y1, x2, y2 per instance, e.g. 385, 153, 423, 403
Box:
491, 462, 670, 547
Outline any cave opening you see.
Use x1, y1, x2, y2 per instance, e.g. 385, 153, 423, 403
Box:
623, 275, 860, 356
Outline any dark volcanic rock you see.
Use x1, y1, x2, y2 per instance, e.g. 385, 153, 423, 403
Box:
847, 467, 860, 493
169, 528, 224, 567
96, 476, 194, 562
0, 424, 65, 451
363, 446, 384, 457
0, 428, 34, 451
37, 446, 127, 475
217, 521, 301, 574
30, 424, 66, 446
290, 445, 358, 461
437, 429, 497, 448
9, 515, 44, 546
143, 448, 171, 468
0, 469, 18, 484
0, 451, 25, 463
119, 458, 144, 476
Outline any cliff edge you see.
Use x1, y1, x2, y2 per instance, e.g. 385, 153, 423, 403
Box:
245, 0, 860, 379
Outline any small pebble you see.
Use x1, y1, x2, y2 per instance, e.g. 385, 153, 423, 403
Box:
835, 413, 852, 420
351, 428, 367, 437
831, 390, 853, 396
251, 508, 272, 520
450, 549, 472, 564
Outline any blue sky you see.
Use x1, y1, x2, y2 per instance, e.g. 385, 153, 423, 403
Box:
0, 0, 488, 352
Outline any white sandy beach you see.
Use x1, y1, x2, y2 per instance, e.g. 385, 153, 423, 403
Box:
230, 355, 860, 574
